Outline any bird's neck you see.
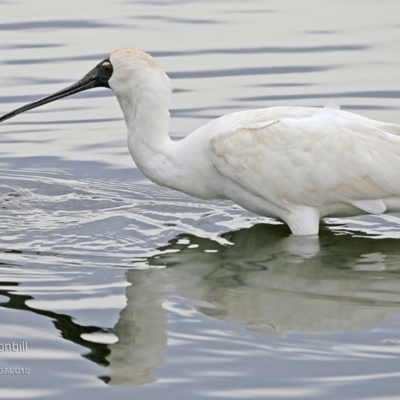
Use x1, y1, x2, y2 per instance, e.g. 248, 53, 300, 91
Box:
116, 76, 178, 187
114, 74, 224, 200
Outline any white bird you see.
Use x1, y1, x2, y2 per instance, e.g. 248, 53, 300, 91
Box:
1, 48, 400, 236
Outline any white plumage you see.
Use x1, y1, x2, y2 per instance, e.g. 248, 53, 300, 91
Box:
3, 48, 400, 236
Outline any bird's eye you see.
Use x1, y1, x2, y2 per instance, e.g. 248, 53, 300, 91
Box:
102, 61, 113, 74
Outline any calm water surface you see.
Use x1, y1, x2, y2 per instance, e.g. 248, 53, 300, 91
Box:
1, 0, 400, 399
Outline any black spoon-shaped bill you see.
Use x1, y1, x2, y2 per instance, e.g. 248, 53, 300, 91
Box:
0, 58, 113, 123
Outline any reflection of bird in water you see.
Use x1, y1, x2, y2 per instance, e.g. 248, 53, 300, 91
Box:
108, 269, 168, 386
2, 49, 400, 235
107, 224, 400, 384
1, 225, 400, 386
143, 224, 400, 334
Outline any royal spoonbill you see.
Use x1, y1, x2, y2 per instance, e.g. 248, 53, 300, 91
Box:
1, 48, 400, 236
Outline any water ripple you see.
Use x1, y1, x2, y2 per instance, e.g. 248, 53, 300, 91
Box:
0, 20, 120, 30
0, 169, 254, 268
152, 44, 369, 57
169, 65, 334, 79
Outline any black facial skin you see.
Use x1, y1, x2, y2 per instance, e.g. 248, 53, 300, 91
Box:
0, 58, 113, 123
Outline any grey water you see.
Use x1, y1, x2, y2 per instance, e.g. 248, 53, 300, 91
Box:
1, 0, 400, 398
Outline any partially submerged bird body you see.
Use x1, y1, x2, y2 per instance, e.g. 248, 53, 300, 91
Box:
167, 104, 400, 235
2, 48, 400, 235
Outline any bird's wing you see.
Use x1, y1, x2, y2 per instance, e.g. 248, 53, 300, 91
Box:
209, 107, 400, 211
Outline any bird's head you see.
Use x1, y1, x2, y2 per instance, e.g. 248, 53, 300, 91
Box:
0, 48, 171, 123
